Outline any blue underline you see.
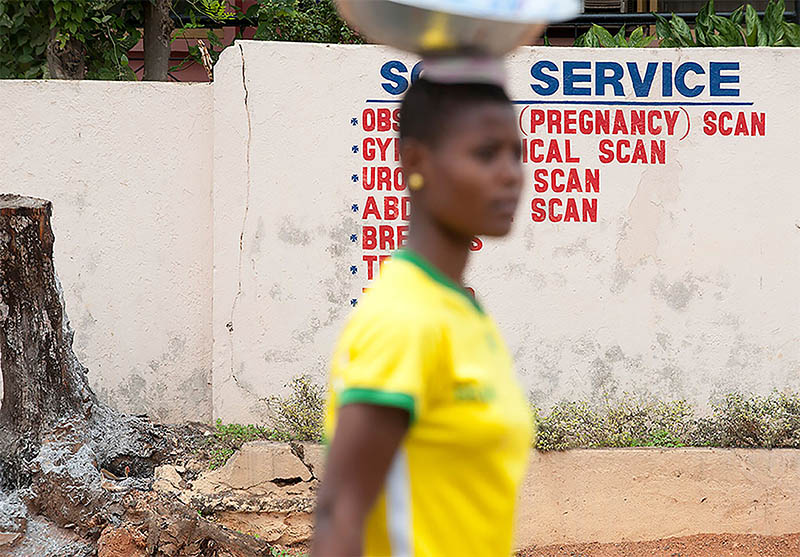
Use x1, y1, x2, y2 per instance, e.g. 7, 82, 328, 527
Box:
365, 99, 754, 107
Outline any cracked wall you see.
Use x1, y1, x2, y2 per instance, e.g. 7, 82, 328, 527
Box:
0, 80, 214, 423
212, 43, 800, 423
2, 45, 798, 426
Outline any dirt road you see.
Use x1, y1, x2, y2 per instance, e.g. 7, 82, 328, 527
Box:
520, 533, 800, 557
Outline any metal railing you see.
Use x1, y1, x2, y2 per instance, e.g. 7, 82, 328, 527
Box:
550, 6, 799, 37
564, 9, 798, 24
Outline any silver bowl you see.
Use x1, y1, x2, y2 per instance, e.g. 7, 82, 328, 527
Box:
335, 0, 581, 56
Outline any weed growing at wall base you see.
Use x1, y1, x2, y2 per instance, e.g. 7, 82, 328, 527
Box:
211, 376, 800, 457
204, 376, 325, 469
207, 421, 294, 469
534, 390, 800, 451
268, 375, 325, 443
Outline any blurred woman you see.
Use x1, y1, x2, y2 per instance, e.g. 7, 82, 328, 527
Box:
313, 75, 530, 557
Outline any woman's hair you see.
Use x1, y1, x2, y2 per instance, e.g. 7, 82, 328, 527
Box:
399, 78, 512, 146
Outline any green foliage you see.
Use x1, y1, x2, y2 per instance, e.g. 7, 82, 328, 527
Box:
0, 0, 142, 80
192, 0, 237, 22
207, 419, 293, 469
576, 0, 800, 47
253, 0, 361, 43
270, 547, 308, 557
694, 391, 800, 448
535, 391, 800, 451
0, 2, 49, 78
533, 400, 604, 451
269, 375, 326, 442
203, 375, 324, 469
173, 0, 361, 77
170, 0, 250, 75
534, 395, 694, 450
0, 0, 248, 80
574, 24, 656, 47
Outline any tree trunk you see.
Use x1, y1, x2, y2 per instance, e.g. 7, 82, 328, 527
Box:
0, 195, 95, 435
144, 0, 174, 81
46, 22, 87, 79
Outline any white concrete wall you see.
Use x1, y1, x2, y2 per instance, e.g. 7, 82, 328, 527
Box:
0, 80, 213, 423
213, 43, 800, 424
2, 44, 798, 426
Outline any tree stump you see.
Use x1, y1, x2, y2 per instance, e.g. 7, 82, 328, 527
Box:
0, 195, 95, 436
0, 195, 272, 555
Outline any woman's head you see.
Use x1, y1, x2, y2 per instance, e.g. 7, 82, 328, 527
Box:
399, 78, 523, 239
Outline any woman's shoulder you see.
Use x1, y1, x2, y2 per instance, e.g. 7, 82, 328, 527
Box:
357, 259, 445, 323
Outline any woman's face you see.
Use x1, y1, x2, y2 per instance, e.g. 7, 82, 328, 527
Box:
410, 102, 523, 238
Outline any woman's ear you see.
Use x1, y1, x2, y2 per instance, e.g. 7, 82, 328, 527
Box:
399, 137, 427, 177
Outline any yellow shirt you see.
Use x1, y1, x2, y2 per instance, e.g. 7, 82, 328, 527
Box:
325, 250, 532, 557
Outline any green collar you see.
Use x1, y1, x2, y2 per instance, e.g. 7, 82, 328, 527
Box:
393, 250, 484, 314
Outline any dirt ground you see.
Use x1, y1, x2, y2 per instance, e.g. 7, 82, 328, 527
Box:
519, 533, 800, 557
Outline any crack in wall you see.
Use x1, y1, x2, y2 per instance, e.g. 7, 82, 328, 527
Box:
289, 442, 318, 480
226, 44, 253, 398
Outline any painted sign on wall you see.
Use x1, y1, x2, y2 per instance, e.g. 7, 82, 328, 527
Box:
212, 44, 799, 424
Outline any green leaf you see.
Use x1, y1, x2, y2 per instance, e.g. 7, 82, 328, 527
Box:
785, 22, 800, 46
630, 26, 644, 45
745, 4, 760, 46
670, 14, 696, 46
592, 24, 618, 48
764, 0, 786, 45
614, 25, 627, 47
730, 6, 745, 27
695, 23, 709, 46
696, 0, 714, 36
245, 3, 259, 19
654, 13, 673, 41
711, 15, 745, 46
207, 29, 224, 48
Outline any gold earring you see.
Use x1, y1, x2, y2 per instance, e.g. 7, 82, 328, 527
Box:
408, 173, 424, 191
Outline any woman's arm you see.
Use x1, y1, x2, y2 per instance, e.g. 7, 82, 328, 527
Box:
312, 403, 410, 557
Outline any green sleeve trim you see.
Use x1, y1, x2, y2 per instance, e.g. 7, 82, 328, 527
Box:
338, 388, 416, 423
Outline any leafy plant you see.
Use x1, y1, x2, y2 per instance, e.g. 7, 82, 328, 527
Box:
574, 24, 656, 47
0, 0, 143, 80
207, 419, 293, 469
270, 547, 308, 557
269, 375, 325, 442
171, 0, 361, 78
534, 400, 606, 451
203, 375, 324, 469
191, 0, 237, 22
254, 0, 361, 44
534, 390, 800, 451
575, 0, 800, 48
693, 391, 800, 448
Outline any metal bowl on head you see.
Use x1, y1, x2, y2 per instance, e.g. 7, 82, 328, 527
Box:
335, 0, 581, 56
